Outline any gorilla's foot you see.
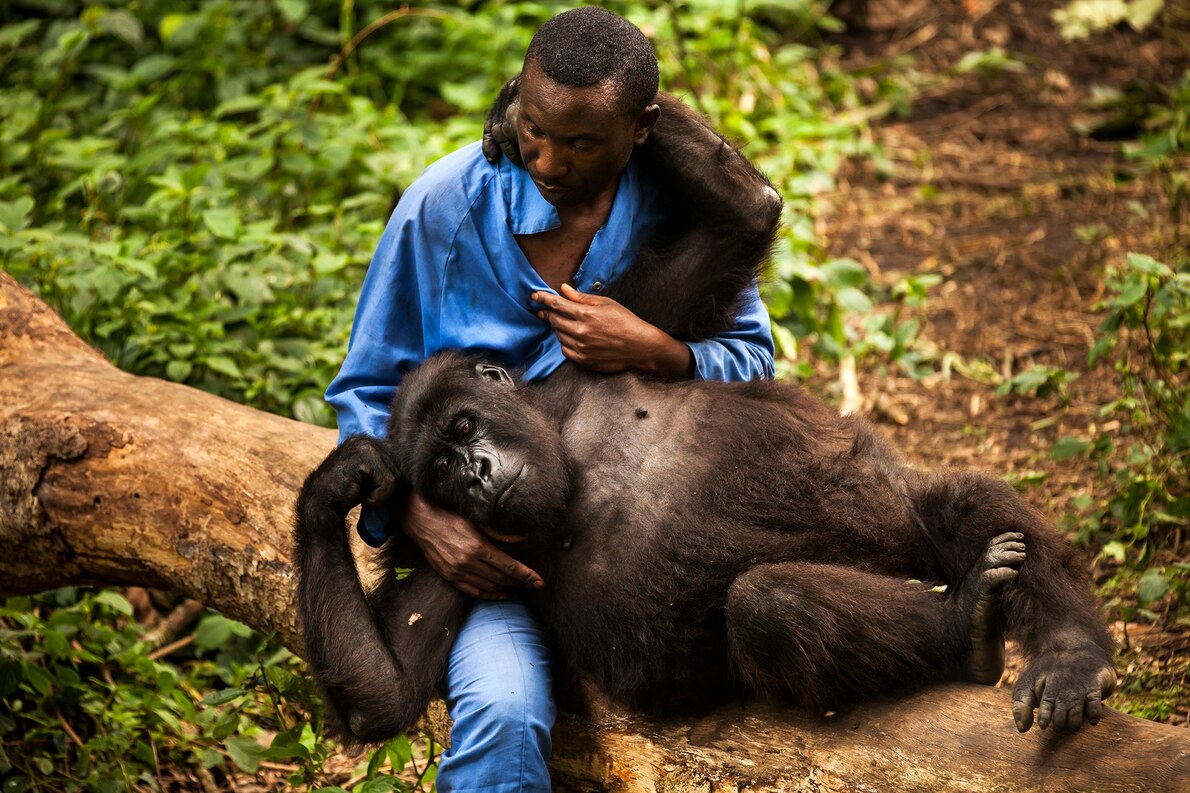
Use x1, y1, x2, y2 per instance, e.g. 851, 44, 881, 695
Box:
962, 531, 1026, 685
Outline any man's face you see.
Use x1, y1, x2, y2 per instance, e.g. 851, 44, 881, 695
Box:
516, 61, 656, 209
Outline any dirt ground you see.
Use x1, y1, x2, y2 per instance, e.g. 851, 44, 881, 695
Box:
822, 0, 1189, 726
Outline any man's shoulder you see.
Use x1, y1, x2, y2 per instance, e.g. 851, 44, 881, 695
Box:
401, 142, 497, 221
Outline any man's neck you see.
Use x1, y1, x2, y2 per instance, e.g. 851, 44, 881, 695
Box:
516, 175, 621, 292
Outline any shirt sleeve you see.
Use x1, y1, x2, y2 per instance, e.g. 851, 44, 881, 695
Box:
325, 199, 440, 548
687, 280, 775, 382
325, 209, 434, 444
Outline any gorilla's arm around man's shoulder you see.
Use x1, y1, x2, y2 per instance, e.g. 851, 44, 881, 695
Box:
486, 82, 782, 340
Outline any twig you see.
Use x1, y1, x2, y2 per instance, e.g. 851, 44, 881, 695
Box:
147, 633, 195, 661
309, 6, 454, 118
55, 710, 84, 748
146, 598, 205, 647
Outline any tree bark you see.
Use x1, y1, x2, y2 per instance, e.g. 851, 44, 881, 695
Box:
1, 270, 1186, 792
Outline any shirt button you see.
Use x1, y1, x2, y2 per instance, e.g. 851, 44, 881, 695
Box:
592, 281, 603, 292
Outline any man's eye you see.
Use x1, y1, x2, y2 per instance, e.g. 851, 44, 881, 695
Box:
526, 124, 545, 139
572, 140, 595, 151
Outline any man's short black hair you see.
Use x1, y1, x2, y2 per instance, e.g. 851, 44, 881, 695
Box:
525, 6, 659, 117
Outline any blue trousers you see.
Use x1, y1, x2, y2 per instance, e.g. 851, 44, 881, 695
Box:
436, 598, 556, 792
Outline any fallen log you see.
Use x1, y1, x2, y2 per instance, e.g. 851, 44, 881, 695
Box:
1, 270, 1186, 791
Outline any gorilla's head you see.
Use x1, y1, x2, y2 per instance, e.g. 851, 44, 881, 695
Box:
387, 352, 571, 537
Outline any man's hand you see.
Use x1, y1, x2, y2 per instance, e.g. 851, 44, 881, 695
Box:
402, 492, 543, 599
482, 76, 522, 167
531, 283, 694, 379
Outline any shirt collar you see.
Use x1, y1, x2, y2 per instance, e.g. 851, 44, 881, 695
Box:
498, 152, 644, 236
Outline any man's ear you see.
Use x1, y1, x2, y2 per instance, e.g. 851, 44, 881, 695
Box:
634, 103, 661, 145
475, 363, 516, 388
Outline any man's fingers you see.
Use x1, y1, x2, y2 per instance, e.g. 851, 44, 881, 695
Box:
531, 290, 579, 316
482, 525, 531, 543
482, 549, 544, 589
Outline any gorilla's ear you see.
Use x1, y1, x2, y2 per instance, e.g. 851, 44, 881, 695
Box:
475, 363, 515, 388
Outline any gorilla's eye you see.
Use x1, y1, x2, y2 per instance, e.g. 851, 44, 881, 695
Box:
436, 457, 451, 475
457, 418, 475, 438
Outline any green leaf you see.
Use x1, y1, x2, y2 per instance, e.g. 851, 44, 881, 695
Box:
1136, 567, 1168, 606
194, 614, 232, 649
394, 567, 415, 581
0, 662, 21, 699
0, 20, 41, 50
834, 285, 872, 314
1052, 437, 1092, 460
93, 591, 133, 616
0, 196, 34, 232
225, 736, 264, 774
1125, 251, 1172, 276
202, 208, 241, 240
214, 95, 264, 118
203, 356, 243, 379
1110, 278, 1148, 307
820, 258, 868, 289
1126, 0, 1164, 30
201, 687, 248, 706
166, 360, 193, 382
276, 0, 310, 24
99, 9, 145, 47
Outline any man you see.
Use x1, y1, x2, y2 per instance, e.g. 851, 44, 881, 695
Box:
325, 7, 776, 790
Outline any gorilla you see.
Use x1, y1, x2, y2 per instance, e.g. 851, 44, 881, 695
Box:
294, 94, 1116, 746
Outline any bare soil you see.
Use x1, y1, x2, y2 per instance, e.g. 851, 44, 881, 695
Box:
823, 0, 1189, 726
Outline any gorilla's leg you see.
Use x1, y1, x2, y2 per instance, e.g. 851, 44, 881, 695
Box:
958, 531, 1025, 685
915, 472, 1117, 731
724, 546, 1018, 714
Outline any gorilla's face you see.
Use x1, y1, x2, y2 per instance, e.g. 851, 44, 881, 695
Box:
388, 354, 570, 537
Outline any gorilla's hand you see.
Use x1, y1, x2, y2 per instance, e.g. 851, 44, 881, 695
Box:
482, 76, 522, 167
306, 435, 400, 519
402, 492, 544, 599
1012, 646, 1116, 732
532, 284, 694, 379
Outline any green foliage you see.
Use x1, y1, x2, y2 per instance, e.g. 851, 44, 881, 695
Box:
996, 365, 1079, 402
1078, 68, 1190, 213
0, 588, 328, 791
1061, 253, 1189, 612
1052, 0, 1165, 41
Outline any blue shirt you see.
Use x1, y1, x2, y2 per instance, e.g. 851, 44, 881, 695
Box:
327, 141, 775, 544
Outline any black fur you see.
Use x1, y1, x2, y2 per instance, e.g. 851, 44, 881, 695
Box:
297, 353, 1115, 742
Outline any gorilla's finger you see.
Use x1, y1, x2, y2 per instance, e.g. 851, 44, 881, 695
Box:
1036, 677, 1056, 730
360, 467, 395, 508
1050, 692, 1079, 732
1098, 666, 1118, 697
1085, 689, 1103, 726
991, 531, 1025, 544
1012, 675, 1037, 732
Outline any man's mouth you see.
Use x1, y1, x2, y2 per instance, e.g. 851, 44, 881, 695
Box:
534, 180, 570, 197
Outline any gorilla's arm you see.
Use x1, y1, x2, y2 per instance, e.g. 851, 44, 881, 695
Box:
604, 93, 781, 341
294, 435, 469, 743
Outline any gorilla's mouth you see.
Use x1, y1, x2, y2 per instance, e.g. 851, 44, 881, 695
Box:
494, 464, 527, 513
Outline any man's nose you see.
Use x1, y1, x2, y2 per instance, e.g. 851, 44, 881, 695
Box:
535, 142, 568, 181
